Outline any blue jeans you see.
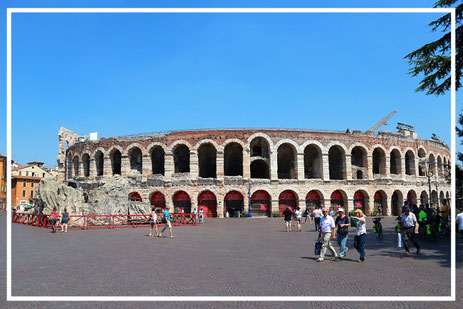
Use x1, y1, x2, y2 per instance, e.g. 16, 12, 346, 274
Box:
337, 233, 348, 257
354, 234, 367, 261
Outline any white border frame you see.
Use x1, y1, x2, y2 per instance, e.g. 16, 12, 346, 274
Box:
6, 7, 456, 302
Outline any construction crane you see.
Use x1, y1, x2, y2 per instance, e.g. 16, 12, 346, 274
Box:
365, 111, 397, 135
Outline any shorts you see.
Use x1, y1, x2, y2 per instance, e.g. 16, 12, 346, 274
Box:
61, 219, 69, 224
166, 220, 172, 229
149, 220, 155, 227
285, 220, 291, 227
296, 217, 302, 221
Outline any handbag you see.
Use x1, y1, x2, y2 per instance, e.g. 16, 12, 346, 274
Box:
339, 225, 348, 235
314, 240, 322, 255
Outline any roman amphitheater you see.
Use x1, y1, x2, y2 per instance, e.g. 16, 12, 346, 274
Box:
56, 125, 451, 218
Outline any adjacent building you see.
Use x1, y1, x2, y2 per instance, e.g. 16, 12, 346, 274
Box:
11, 161, 52, 208
0, 154, 6, 210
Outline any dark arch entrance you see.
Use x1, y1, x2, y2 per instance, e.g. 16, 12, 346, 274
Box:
173, 145, 190, 173
251, 190, 271, 217
224, 143, 243, 176
224, 191, 244, 218
150, 192, 166, 213
110, 149, 122, 175
173, 191, 191, 213
374, 191, 387, 216
250, 160, 270, 179
279, 190, 297, 215
391, 191, 403, 216
329, 146, 345, 180
407, 190, 417, 206
198, 144, 217, 178
354, 191, 365, 213
306, 190, 322, 210
330, 190, 345, 212
128, 192, 142, 202
198, 191, 217, 218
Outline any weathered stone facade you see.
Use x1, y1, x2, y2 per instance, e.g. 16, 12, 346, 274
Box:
58, 127, 451, 217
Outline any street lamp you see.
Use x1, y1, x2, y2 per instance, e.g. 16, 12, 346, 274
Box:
419, 158, 437, 210
247, 180, 252, 217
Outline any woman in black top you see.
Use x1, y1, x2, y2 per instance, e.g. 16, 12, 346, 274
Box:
60, 208, 69, 233
335, 208, 349, 258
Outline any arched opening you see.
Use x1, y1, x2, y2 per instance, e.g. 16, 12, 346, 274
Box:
128, 192, 142, 202
278, 190, 298, 215
420, 191, 429, 206
306, 190, 323, 209
437, 156, 443, 177
173, 145, 190, 173
250, 160, 270, 179
431, 190, 438, 208
277, 143, 297, 179
224, 143, 243, 176
354, 190, 369, 214
444, 157, 449, 175
405, 150, 415, 176
95, 151, 104, 176
439, 191, 445, 205
330, 190, 345, 212
198, 191, 217, 218
407, 190, 418, 206
250, 137, 270, 158
110, 149, 122, 175
251, 190, 271, 217
128, 147, 143, 174
429, 154, 436, 176
224, 191, 244, 218
198, 143, 217, 178
150, 146, 165, 175
374, 191, 388, 216
173, 191, 191, 213
351, 146, 367, 180
82, 154, 90, 177
150, 192, 166, 213
72, 156, 80, 177
446, 191, 450, 200
390, 149, 401, 175
329, 146, 345, 180
391, 190, 403, 216
418, 148, 426, 176
372, 148, 386, 175
304, 144, 322, 179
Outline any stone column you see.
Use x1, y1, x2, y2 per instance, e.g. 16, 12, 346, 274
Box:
270, 151, 278, 180
104, 156, 112, 176
297, 152, 304, 180
401, 155, 407, 181
190, 150, 199, 177
367, 155, 373, 179
385, 155, 391, 178
322, 153, 330, 181
121, 155, 129, 177
164, 151, 174, 181
216, 150, 224, 179
142, 154, 151, 181
243, 149, 251, 178
345, 154, 352, 180
89, 159, 95, 179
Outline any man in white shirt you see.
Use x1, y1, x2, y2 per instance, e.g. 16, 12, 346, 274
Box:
400, 205, 421, 256
313, 207, 323, 232
316, 208, 338, 262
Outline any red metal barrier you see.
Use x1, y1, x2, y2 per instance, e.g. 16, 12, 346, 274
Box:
12, 212, 197, 230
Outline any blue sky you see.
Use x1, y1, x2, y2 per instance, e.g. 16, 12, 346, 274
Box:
0, 1, 455, 167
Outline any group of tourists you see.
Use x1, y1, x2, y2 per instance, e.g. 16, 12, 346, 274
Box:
49, 207, 69, 233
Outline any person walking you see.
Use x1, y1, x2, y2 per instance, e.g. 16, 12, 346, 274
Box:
60, 208, 69, 233
294, 207, 302, 232
283, 206, 293, 232
148, 206, 159, 238
313, 207, 323, 232
353, 209, 367, 263
335, 208, 350, 258
199, 207, 204, 224
159, 208, 175, 238
400, 205, 421, 256
316, 208, 338, 262
304, 207, 310, 224
50, 207, 59, 233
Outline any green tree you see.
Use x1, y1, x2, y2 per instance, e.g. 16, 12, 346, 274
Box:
405, 0, 462, 95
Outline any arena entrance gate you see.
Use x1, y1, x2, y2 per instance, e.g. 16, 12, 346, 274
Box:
150, 192, 166, 214
173, 191, 191, 214
224, 191, 244, 218
330, 190, 344, 212
407, 190, 417, 206
306, 190, 321, 210
198, 191, 217, 218
354, 191, 365, 213
374, 191, 386, 216
251, 190, 271, 217
128, 192, 142, 202
279, 190, 297, 216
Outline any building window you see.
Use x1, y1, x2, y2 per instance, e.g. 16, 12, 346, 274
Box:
26, 171, 29, 176
22, 190, 26, 197
19, 171, 21, 176
31, 182, 34, 188
32, 172, 35, 177
30, 191, 34, 198
23, 181, 26, 187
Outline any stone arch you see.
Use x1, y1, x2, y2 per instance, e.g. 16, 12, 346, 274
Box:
247, 132, 274, 148
274, 139, 300, 152
250, 189, 271, 217
197, 190, 218, 218
105, 145, 124, 157
354, 190, 370, 215
277, 143, 297, 179
439, 191, 445, 204
172, 144, 190, 173
82, 152, 91, 177
224, 142, 243, 176
328, 145, 346, 180
224, 190, 245, 217
172, 190, 192, 213
391, 190, 403, 216
437, 155, 443, 177
194, 139, 221, 151
278, 190, 299, 215
406, 190, 418, 206
429, 153, 436, 175
305, 190, 325, 209
109, 148, 122, 175
418, 147, 427, 176
198, 143, 217, 178
304, 144, 323, 179
72, 155, 80, 177
351, 145, 368, 179
389, 148, 402, 175
150, 191, 166, 213
330, 189, 348, 211
250, 160, 270, 179
404, 149, 415, 176
169, 140, 193, 150
420, 190, 429, 206
431, 190, 438, 207
128, 192, 142, 202
374, 190, 388, 216
125, 143, 146, 156
149, 145, 165, 175
249, 135, 271, 159
372, 146, 387, 175
94, 150, 104, 176
128, 146, 143, 174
